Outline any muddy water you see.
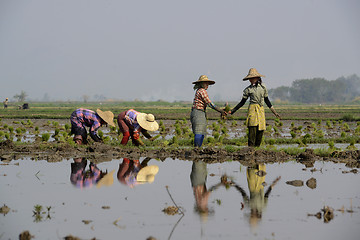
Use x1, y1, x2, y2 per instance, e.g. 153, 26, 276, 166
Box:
1, 158, 359, 240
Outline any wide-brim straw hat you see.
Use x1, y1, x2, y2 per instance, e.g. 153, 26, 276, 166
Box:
243, 68, 265, 81
137, 113, 159, 131
96, 109, 115, 127
192, 75, 215, 85
96, 170, 115, 188
136, 165, 159, 183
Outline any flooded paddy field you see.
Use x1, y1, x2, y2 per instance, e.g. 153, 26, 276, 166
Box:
1, 157, 360, 240
0, 108, 360, 239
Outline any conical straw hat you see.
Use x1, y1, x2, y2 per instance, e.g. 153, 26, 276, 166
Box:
137, 113, 159, 131
243, 68, 265, 81
96, 109, 115, 127
192, 75, 215, 85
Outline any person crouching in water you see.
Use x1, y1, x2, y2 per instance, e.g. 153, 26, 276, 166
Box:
70, 108, 115, 144
228, 68, 280, 147
191, 75, 226, 147
117, 109, 159, 146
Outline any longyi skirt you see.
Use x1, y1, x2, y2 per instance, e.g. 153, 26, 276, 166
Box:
190, 108, 207, 135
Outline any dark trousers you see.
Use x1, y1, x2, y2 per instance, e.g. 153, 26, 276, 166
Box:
248, 126, 264, 147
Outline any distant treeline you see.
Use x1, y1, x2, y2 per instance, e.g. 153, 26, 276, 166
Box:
268, 74, 360, 103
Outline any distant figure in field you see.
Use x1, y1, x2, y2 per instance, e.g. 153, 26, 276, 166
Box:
3, 98, 8, 109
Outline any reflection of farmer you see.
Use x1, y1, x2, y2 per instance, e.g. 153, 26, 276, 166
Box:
70, 158, 110, 188
3, 98, 8, 109
70, 108, 115, 144
191, 75, 226, 147
117, 157, 158, 188
190, 161, 223, 222
229, 68, 280, 147
232, 164, 280, 229
117, 109, 159, 146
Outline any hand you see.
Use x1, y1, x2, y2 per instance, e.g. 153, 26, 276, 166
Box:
270, 107, 281, 119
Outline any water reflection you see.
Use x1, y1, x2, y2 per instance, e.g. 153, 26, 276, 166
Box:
70, 158, 111, 188
190, 161, 225, 222
117, 157, 159, 188
232, 164, 281, 230
70, 157, 159, 189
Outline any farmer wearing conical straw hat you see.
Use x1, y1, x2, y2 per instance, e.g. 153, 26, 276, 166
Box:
3, 98, 8, 109
191, 75, 226, 147
228, 68, 280, 147
117, 109, 159, 146
70, 108, 115, 144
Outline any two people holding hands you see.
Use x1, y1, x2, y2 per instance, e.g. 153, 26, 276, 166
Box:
191, 68, 281, 147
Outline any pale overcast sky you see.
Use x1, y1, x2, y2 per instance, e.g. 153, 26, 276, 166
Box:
0, 0, 359, 102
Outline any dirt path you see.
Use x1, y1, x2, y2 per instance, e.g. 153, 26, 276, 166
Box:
1, 140, 359, 168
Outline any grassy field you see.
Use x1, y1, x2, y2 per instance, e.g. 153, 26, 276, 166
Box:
1, 101, 359, 121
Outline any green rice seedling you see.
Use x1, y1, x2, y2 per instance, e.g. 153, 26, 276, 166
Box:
314, 148, 332, 157
291, 122, 295, 128
326, 120, 332, 128
282, 147, 305, 156
175, 126, 182, 136
357, 122, 360, 126
5, 133, 10, 140
355, 126, 360, 134
328, 141, 335, 150
35, 126, 39, 132
341, 131, 346, 138
346, 139, 357, 150
21, 120, 25, 125
219, 135, 225, 143
13, 121, 20, 124
53, 128, 60, 136
0, 131, 4, 138
15, 128, 22, 135
343, 123, 350, 132
64, 124, 70, 130
221, 126, 228, 134
170, 136, 178, 145
213, 131, 220, 139
8, 126, 14, 133
225, 145, 237, 153
268, 138, 276, 145
3, 124, 8, 129
206, 136, 215, 144
317, 119, 322, 125
231, 120, 237, 127
27, 119, 33, 125
315, 129, 324, 138
41, 133, 51, 142
98, 130, 104, 138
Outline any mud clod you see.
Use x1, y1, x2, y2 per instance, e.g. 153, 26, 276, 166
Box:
0, 204, 10, 215
286, 180, 304, 187
19, 231, 33, 240
306, 177, 317, 189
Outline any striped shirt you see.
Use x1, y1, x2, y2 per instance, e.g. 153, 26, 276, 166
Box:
71, 108, 102, 134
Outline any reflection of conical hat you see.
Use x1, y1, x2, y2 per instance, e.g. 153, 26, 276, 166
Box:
136, 113, 159, 131
97, 170, 115, 188
96, 109, 115, 127
243, 68, 265, 81
136, 165, 159, 183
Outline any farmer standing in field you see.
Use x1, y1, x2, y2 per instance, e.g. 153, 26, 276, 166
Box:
117, 109, 159, 146
191, 75, 226, 147
70, 108, 115, 144
228, 68, 280, 147
3, 98, 8, 109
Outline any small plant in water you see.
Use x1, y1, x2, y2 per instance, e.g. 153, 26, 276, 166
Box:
41, 133, 51, 142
